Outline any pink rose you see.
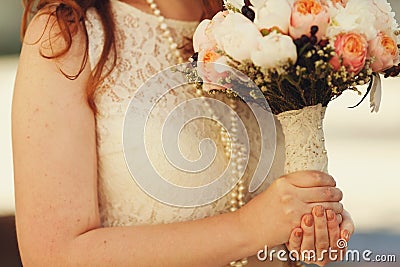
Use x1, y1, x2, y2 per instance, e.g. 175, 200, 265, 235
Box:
197, 49, 230, 92
194, 11, 232, 92
369, 32, 399, 72
289, 0, 330, 41
330, 32, 368, 74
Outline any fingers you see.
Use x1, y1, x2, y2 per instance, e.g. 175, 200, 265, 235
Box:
336, 213, 343, 225
332, 210, 354, 260
284, 171, 336, 188
294, 209, 350, 266
309, 202, 343, 214
326, 210, 340, 249
313, 206, 329, 262
300, 214, 315, 263
298, 187, 343, 203
286, 228, 303, 254
340, 209, 355, 241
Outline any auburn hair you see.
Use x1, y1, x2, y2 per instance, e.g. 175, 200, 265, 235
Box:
21, 0, 224, 111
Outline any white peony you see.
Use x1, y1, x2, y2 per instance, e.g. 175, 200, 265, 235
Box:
327, 0, 398, 41
193, 19, 212, 52
324, 0, 347, 18
371, 0, 398, 35
251, 32, 298, 69
252, 0, 291, 34
213, 13, 262, 61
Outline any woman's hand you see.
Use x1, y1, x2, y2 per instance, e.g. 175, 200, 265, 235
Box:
238, 171, 344, 251
286, 208, 355, 266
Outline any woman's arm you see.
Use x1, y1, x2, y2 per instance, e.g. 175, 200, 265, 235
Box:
12, 14, 343, 267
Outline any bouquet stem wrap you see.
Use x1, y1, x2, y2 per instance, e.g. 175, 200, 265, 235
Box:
276, 104, 328, 174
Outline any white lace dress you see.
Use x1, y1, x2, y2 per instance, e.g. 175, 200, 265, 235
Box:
86, 1, 287, 266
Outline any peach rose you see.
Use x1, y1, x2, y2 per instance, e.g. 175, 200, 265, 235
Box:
330, 32, 368, 74
197, 49, 230, 92
369, 32, 399, 72
289, 0, 330, 41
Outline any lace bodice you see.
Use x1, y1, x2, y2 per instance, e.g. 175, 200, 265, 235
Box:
86, 0, 285, 249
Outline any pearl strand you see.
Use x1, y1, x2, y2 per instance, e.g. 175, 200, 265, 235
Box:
201, 94, 248, 267
146, 1, 248, 265
225, 100, 248, 267
146, 0, 184, 64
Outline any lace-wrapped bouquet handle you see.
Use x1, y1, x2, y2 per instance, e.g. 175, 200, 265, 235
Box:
276, 104, 328, 174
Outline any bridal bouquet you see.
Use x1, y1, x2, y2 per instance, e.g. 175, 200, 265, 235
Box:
191, 0, 400, 175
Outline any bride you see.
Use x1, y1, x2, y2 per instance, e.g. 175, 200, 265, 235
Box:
12, 0, 354, 266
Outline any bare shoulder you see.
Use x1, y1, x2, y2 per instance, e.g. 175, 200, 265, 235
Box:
13, 7, 94, 134
14, 8, 93, 126
21, 5, 91, 86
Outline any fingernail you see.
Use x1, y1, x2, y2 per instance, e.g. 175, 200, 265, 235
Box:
295, 230, 303, 238
327, 210, 335, 221
304, 215, 314, 227
314, 206, 325, 217
342, 230, 350, 241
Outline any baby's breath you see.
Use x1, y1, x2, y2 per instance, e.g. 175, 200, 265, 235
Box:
219, 40, 375, 114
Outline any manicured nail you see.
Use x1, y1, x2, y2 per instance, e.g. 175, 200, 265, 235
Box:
295, 230, 303, 238
327, 210, 335, 221
304, 215, 314, 227
342, 230, 350, 241
314, 206, 325, 217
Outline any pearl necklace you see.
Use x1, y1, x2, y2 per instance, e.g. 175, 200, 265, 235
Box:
146, 0, 248, 266
146, 0, 184, 64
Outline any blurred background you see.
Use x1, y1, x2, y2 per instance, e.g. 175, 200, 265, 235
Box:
1, 1, 400, 267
